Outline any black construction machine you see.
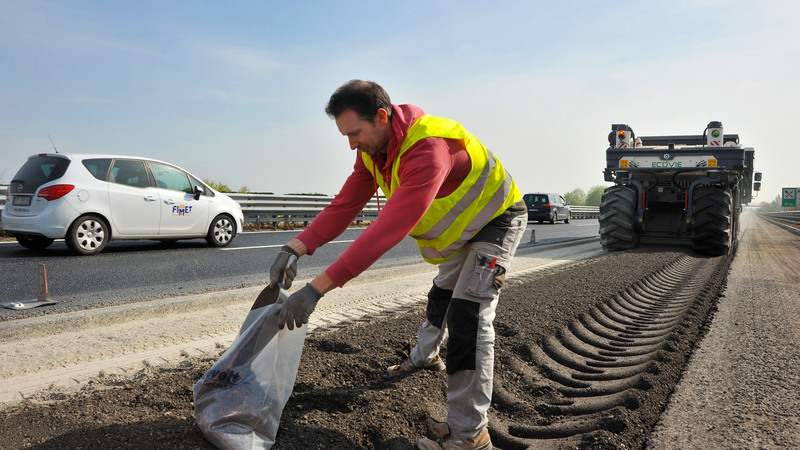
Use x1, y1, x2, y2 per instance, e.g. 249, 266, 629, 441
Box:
599, 121, 762, 256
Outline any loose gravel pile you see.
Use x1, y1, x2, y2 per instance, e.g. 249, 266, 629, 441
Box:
0, 248, 731, 449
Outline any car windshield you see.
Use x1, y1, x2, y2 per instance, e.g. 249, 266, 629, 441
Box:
523, 194, 549, 205
10, 156, 70, 194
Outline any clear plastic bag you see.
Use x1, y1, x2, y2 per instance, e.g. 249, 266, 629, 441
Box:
194, 286, 306, 449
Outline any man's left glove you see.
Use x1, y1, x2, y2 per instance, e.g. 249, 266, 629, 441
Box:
277, 283, 323, 330
269, 245, 299, 288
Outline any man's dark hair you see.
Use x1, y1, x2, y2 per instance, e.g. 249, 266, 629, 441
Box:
325, 80, 392, 122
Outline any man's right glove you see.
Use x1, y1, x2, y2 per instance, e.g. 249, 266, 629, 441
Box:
269, 245, 299, 288
277, 284, 323, 330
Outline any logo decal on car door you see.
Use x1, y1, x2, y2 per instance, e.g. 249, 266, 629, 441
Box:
172, 204, 193, 216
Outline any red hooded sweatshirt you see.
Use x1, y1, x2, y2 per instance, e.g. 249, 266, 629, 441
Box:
295, 104, 471, 287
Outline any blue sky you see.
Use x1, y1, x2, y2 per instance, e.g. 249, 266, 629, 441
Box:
1, 0, 797, 204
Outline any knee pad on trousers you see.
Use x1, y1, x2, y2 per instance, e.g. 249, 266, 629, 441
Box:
445, 298, 480, 374
426, 282, 452, 329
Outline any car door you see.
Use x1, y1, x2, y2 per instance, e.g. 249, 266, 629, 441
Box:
106, 159, 162, 236
554, 195, 564, 220
148, 161, 209, 236
559, 195, 569, 219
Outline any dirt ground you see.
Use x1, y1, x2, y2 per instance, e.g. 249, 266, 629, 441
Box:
0, 249, 729, 449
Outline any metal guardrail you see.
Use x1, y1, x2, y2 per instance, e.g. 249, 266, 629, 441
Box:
228, 193, 380, 226
759, 211, 800, 225
758, 211, 800, 236
569, 206, 599, 220
230, 195, 600, 224
0, 186, 599, 226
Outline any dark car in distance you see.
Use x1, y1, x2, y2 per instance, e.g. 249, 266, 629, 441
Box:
523, 192, 571, 224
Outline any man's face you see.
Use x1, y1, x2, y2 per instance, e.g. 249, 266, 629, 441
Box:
335, 109, 390, 157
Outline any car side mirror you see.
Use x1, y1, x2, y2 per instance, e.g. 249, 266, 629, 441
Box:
193, 185, 204, 200
753, 182, 761, 191
754, 172, 762, 182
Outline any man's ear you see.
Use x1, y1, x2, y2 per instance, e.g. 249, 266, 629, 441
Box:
376, 108, 389, 126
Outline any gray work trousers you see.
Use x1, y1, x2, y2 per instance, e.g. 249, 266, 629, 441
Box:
409, 204, 527, 439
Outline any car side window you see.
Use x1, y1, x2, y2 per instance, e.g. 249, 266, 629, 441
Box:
149, 162, 192, 193
110, 160, 150, 188
189, 176, 214, 197
83, 158, 112, 181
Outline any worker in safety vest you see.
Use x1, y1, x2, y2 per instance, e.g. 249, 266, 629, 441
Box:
270, 80, 526, 450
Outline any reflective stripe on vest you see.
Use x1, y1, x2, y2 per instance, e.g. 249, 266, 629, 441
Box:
362, 114, 521, 264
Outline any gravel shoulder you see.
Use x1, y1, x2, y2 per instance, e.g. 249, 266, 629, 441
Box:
647, 212, 800, 449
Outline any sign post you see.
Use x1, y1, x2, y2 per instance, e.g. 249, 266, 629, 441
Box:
782, 187, 799, 209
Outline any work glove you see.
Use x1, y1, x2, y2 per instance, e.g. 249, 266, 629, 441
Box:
269, 245, 299, 288
277, 283, 323, 330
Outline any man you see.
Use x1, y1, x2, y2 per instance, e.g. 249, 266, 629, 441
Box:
270, 80, 526, 450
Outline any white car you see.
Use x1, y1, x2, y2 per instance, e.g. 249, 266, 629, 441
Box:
2, 153, 245, 255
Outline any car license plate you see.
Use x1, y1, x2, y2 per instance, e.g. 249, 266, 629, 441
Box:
12, 196, 32, 206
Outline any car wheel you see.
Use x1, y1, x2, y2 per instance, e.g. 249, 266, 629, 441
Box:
16, 235, 55, 250
549, 213, 556, 224
66, 215, 109, 255
206, 214, 235, 247
564, 214, 570, 224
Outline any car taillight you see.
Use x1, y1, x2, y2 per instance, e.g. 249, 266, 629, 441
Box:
542, 204, 552, 209
38, 184, 75, 201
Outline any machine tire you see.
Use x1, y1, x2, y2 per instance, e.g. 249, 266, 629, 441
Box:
599, 185, 638, 251
206, 214, 236, 247
66, 215, 109, 256
691, 187, 733, 256
16, 235, 55, 250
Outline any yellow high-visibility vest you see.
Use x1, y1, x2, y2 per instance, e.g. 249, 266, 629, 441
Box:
362, 114, 521, 264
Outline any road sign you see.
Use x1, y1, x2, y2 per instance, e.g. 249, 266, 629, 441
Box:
782, 187, 799, 208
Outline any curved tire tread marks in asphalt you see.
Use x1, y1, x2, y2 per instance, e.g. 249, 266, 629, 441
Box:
490, 254, 731, 449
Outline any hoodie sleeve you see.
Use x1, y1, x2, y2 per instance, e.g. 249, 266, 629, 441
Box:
294, 157, 375, 255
